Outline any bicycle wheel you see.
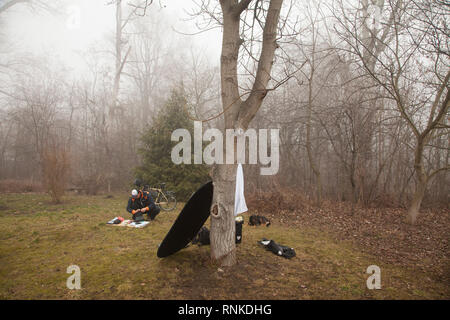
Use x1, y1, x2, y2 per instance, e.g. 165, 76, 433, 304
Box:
158, 192, 177, 211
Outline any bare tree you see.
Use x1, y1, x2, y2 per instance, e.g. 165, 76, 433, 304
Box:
125, 11, 169, 122
0, 0, 58, 15
190, 0, 287, 267
41, 134, 70, 203
336, 0, 449, 223
294, 0, 333, 206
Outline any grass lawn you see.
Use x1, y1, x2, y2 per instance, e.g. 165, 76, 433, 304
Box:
0, 192, 448, 299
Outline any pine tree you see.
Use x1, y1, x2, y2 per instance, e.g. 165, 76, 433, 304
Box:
135, 89, 209, 200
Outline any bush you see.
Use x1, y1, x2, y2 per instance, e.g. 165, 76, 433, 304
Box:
41, 142, 70, 203
246, 187, 309, 214
0, 179, 43, 193
72, 173, 106, 195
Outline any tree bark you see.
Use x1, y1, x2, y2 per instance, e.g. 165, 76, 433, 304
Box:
405, 78, 449, 224
406, 139, 428, 224
210, 163, 237, 266
406, 177, 426, 224
210, 0, 283, 267
209, 0, 243, 267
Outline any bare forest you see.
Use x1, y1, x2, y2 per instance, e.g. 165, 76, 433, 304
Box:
0, 0, 448, 300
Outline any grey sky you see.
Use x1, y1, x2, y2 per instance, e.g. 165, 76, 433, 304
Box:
1, 0, 222, 74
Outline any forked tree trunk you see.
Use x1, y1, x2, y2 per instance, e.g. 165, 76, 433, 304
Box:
209, 1, 241, 267
210, 0, 283, 267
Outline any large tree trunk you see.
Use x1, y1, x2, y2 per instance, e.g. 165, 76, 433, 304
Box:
209, 1, 241, 267
210, 163, 237, 266
210, 0, 283, 267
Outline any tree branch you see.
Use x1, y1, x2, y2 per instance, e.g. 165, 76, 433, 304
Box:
233, 0, 252, 17
0, 0, 29, 14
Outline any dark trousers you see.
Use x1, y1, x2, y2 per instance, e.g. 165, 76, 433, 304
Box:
147, 203, 160, 220
132, 204, 160, 221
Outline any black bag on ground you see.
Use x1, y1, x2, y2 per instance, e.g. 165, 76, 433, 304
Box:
249, 215, 271, 227
258, 239, 296, 259
192, 220, 243, 246
192, 226, 210, 245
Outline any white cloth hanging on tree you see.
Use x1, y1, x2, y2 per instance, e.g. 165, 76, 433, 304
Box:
234, 163, 248, 216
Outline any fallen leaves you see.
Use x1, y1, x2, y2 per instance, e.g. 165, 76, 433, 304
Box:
247, 191, 450, 281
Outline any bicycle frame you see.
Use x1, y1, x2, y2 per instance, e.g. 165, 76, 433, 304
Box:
149, 187, 166, 206
140, 183, 176, 211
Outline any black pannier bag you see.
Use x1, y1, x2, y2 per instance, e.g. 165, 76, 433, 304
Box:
192, 217, 244, 246
191, 226, 210, 245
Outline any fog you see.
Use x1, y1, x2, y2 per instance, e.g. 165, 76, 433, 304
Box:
0, 0, 448, 225
1, 0, 222, 76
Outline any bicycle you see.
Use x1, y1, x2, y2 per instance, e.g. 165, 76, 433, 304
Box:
141, 182, 177, 212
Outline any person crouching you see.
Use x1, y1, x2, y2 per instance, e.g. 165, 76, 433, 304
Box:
127, 189, 160, 221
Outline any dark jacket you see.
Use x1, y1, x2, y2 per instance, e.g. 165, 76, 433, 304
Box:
126, 190, 155, 214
